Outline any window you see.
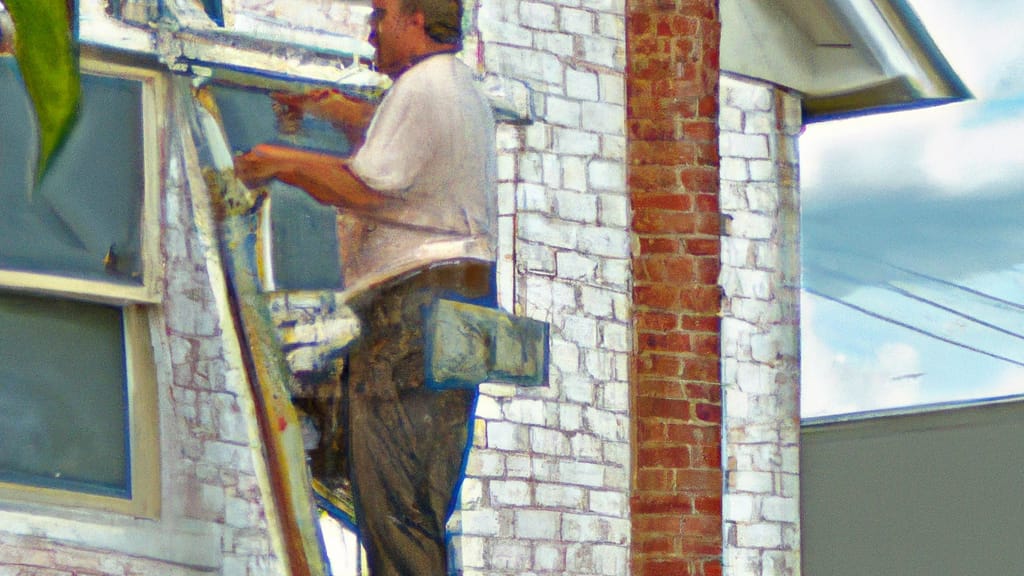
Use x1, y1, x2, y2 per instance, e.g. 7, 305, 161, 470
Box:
0, 56, 161, 516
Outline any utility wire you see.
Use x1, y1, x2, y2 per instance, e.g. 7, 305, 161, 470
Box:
804, 251, 1024, 366
883, 281, 1024, 342
804, 287, 1024, 369
808, 259, 1024, 342
806, 262, 1024, 342
886, 262, 1024, 312
805, 246, 1024, 312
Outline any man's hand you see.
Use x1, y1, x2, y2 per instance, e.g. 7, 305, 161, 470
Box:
272, 89, 376, 128
233, 143, 384, 211
271, 89, 376, 146
234, 143, 291, 189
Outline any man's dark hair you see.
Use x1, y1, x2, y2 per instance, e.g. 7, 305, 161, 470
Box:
400, 0, 463, 46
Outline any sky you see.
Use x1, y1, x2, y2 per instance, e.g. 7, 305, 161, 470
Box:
800, 0, 1024, 418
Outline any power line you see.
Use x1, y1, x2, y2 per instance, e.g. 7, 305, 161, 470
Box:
806, 261, 1024, 342
886, 262, 1024, 312
883, 281, 1024, 343
804, 287, 1024, 369
805, 246, 1024, 312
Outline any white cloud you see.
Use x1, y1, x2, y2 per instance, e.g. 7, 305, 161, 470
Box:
800, 105, 958, 200
801, 296, 926, 418
802, 101, 1024, 202
909, 0, 1024, 100
920, 110, 1024, 194
973, 366, 1024, 400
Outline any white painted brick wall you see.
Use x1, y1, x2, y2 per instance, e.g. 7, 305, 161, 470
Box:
3, 1, 632, 574
455, 0, 631, 573
159, 92, 290, 575
719, 73, 803, 576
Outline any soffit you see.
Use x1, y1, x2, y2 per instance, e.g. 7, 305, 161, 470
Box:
721, 0, 971, 122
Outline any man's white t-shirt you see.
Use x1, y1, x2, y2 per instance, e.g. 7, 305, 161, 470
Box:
345, 53, 497, 294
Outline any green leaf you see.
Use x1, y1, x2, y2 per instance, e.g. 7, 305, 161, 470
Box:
5, 0, 80, 184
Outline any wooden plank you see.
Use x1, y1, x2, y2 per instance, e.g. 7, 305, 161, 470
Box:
188, 84, 327, 576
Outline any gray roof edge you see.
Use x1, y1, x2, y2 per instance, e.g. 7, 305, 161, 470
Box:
880, 0, 972, 101
802, 393, 1024, 428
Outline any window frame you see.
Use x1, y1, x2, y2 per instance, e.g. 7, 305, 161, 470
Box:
0, 58, 163, 306
0, 58, 163, 518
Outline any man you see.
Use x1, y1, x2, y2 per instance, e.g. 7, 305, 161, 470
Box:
234, 0, 497, 573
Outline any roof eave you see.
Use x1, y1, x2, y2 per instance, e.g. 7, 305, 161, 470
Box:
721, 0, 972, 122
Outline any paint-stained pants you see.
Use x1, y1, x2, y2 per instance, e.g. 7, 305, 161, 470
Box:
345, 261, 494, 575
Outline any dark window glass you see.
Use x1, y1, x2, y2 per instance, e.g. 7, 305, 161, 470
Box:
0, 57, 145, 285
211, 83, 346, 290
0, 291, 129, 497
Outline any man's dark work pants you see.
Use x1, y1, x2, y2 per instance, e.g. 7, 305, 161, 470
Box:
345, 261, 495, 576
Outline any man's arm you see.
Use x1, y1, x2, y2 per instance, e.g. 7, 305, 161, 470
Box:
234, 143, 385, 211
273, 89, 377, 149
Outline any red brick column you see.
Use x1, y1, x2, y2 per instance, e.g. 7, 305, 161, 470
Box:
627, 1, 722, 575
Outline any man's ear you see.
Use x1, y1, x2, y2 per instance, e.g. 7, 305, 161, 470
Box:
409, 10, 426, 31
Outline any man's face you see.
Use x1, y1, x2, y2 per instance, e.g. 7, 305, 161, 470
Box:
368, 0, 418, 76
